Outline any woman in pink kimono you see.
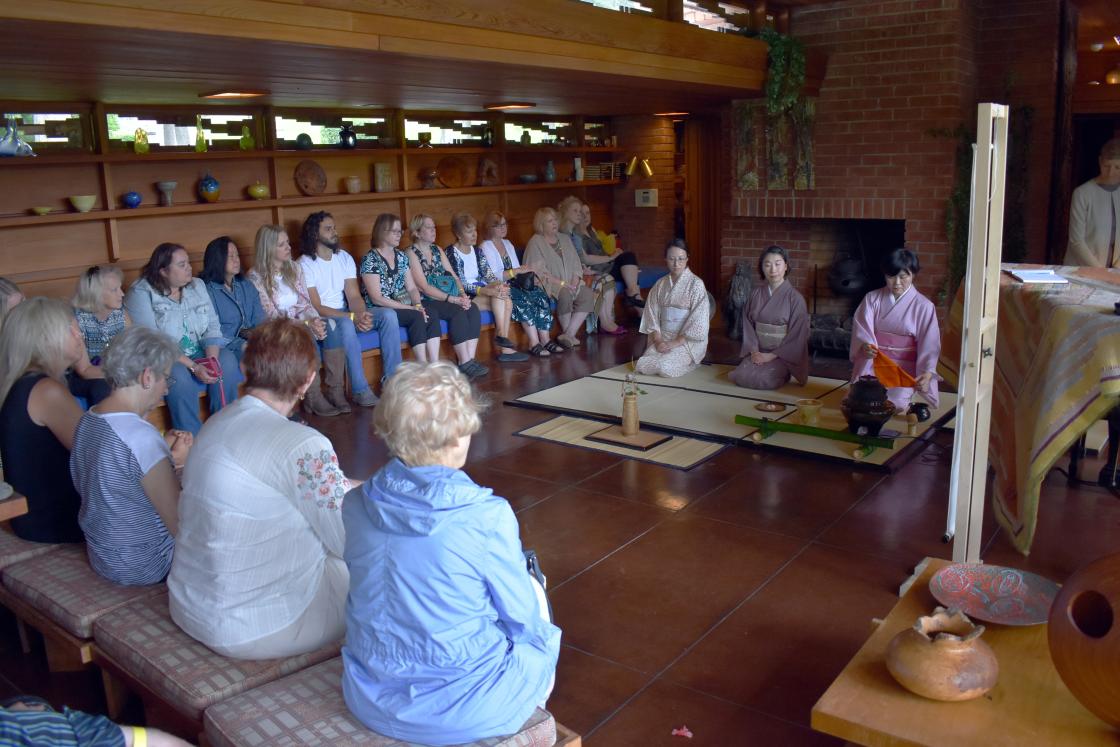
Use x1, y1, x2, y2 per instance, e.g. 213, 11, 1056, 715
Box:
729, 245, 809, 390
636, 239, 709, 377
849, 248, 940, 415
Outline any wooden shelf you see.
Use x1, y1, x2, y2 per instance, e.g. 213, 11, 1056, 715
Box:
0, 179, 622, 227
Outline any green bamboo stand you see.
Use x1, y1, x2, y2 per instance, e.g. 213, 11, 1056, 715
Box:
734, 414, 896, 461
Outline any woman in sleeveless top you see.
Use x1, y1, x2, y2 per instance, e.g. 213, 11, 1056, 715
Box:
0, 298, 87, 543
479, 211, 556, 357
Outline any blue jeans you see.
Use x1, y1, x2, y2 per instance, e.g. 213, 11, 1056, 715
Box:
323, 312, 400, 393
166, 348, 242, 435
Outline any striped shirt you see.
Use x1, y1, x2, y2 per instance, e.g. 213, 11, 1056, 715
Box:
70, 410, 173, 586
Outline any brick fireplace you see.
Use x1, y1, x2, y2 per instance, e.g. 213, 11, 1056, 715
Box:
718, 0, 1062, 321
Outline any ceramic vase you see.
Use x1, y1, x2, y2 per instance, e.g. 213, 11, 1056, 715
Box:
0, 117, 35, 157
338, 124, 358, 149
121, 191, 142, 209
155, 181, 177, 207
544, 160, 557, 183
197, 174, 221, 203
885, 607, 998, 702
344, 175, 362, 194
621, 393, 640, 436
1048, 552, 1120, 728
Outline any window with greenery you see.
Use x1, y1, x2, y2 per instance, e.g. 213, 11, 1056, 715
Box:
105, 110, 257, 151
274, 112, 392, 148
2, 111, 90, 152
572, 0, 654, 15
403, 116, 490, 147
504, 119, 576, 146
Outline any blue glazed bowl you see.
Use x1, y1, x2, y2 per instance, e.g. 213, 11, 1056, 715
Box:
121, 191, 142, 209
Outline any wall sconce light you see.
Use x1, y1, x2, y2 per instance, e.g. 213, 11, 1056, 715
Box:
1106, 67, 1120, 85
625, 156, 654, 177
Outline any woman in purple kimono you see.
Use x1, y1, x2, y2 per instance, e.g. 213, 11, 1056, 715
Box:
729, 246, 809, 390
849, 248, 940, 414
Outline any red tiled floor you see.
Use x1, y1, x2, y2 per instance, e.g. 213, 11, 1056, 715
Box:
576, 448, 747, 511
464, 462, 565, 514
687, 450, 878, 539
663, 543, 903, 725
548, 647, 651, 737
471, 437, 623, 485
586, 680, 840, 746
548, 514, 805, 674
517, 485, 672, 587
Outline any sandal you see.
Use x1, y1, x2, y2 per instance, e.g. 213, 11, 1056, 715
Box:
598, 325, 627, 336
623, 293, 646, 308
495, 335, 515, 349
544, 340, 566, 354
529, 343, 551, 357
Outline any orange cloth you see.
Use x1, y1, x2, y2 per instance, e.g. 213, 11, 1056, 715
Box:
872, 348, 918, 388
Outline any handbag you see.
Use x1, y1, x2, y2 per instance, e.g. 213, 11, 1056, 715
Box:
430, 273, 459, 297
509, 270, 539, 292
192, 356, 226, 406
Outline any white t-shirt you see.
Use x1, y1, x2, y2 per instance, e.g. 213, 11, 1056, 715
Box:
299, 252, 357, 311
273, 274, 299, 314
480, 239, 520, 276
452, 246, 482, 286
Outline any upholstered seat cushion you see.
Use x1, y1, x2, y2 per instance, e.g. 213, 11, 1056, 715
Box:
93, 591, 340, 721
203, 657, 558, 747
0, 526, 62, 571
0, 543, 162, 637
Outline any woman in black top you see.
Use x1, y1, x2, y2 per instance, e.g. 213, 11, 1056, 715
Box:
0, 297, 88, 543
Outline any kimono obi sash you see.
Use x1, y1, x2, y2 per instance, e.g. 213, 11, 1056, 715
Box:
662, 305, 690, 337
875, 331, 917, 364
755, 321, 787, 351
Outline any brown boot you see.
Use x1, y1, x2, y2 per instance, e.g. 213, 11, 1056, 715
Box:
303, 372, 342, 417
322, 347, 352, 414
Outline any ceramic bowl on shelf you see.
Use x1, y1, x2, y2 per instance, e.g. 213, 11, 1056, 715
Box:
518, 174, 539, 184
68, 195, 97, 213
30, 206, 53, 215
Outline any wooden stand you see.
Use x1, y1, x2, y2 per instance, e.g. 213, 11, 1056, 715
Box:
585, 424, 671, 451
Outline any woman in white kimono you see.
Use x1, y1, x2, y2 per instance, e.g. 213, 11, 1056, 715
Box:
849, 248, 940, 415
636, 239, 709, 377
729, 245, 809, 390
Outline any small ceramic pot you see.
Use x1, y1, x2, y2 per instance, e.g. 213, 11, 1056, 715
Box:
885, 607, 998, 702
247, 181, 270, 200
121, 191, 142, 209
197, 174, 220, 203
344, 175, 362, 194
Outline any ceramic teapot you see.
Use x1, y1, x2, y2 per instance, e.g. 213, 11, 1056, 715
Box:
841, 375, 895, 436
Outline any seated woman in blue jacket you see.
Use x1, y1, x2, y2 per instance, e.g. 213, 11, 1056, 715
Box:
199, 236, 264, 362
342, 361, 560, 746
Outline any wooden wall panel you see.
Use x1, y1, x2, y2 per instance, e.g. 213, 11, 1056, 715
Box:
1, 164, 103, 216
115, 209, 277, 260
273, 155, 399, 199
405, 193, 506, 248
296, 198, 406, 254
0, 222, 109, 274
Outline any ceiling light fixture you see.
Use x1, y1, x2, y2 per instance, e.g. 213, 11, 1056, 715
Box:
484, 102, 536, 111
1114, 34, 1120, 46
1091, 42, 1105, 52
1107, 67, 1120, 85
654, 111, 690, 116
199, 90, 270, 99
1089, 80, 1102, 86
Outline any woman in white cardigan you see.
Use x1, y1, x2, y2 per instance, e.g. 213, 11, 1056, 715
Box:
169, 319, 350, 659
1066, 137, 1120, 268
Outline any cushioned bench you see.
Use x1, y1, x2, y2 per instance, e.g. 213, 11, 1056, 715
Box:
203, 656, 580, 747
0, 525, 60, 571
0, 543, 163, 670
92, 590, 340, 737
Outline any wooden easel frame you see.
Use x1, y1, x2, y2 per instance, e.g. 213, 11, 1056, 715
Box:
946, 103, 1008, 563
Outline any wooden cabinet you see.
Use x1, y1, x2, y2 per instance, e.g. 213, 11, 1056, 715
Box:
0, 108, 624, 299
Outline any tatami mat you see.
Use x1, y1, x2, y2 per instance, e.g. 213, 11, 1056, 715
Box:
515, 416, 726, 470
509, 363, 957, 468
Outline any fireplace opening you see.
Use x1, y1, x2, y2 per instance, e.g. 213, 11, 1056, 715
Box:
810, 219, 906, 357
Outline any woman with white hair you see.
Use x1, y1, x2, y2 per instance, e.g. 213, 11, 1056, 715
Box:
0, 298, 87, 543
523, 206, 594, 351
343, 361, 560, 745
70, 326, 192, 585
0, 276, 23, 330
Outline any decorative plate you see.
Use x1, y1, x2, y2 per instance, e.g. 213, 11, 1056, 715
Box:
436, 156, 469, 189
294, 159, 327, 196
929, 563, 1060, 626
755, 402, 786, 413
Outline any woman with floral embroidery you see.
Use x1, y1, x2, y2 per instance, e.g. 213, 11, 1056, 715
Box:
169, 319, 350, 659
